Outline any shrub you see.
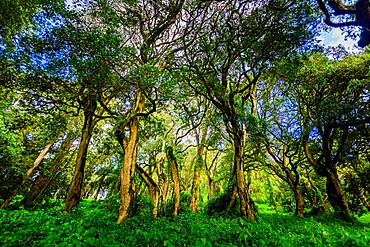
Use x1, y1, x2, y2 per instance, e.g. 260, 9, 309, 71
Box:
130, 194, 154, 218
204, 185, 240, 216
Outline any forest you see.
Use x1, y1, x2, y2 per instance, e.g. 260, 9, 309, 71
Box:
0, 0, 369, 246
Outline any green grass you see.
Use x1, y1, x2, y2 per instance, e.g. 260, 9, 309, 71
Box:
0, 201, 369, 247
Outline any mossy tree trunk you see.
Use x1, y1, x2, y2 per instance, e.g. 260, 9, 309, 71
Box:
190, 126, 207, 212
326, 168, 350, 214
166, 146, 181, 217
205, 150, 220, 200
233, 134, 256, 220
116, 116, 141, 224
116, 92, 144, 224
303, 125, 351, 216
189, 149, 203, 212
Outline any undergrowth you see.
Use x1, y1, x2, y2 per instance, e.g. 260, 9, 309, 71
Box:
0, 200, 369, 247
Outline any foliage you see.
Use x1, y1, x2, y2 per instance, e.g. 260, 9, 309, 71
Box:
0, 201, 369, 246
130, 194, 154, 218
205, 185, 240, 217
160, 191, 193, 217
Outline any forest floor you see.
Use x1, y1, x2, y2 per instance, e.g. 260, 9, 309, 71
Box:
0, 200, 369, 246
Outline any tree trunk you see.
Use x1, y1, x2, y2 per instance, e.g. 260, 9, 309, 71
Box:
234, 137, 256, 220
22, 131, 75, 208
156, 156, 170, 216
208, 178, 214, 200
282, 145, 305, 217
166, 146, 181, 217
326, 168, 350, 214
190, 145, 205, 212
361, 189, 370, 211
304, 127, 350, 215
64, 102, 96, 212
294, 188, 305, 216
116, 116, 140, 224
1, 138, 57, 209
93, 185, 101, 200
205, 151, 219, 200
160, 179, 171, 215
289, 183, 305, 217
323, 136, 350, 215
136, 165, 160, 218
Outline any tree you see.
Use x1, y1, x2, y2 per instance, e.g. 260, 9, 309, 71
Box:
293, 52, 370, 216
4, 3, 124, 212
166, 146, 181, 217
317, 0, 370, 47
181, 0, 315, 219
0, 0, 63, 46
0, 89, 68, 208
88, 0, 186, 223
257, 82, 307, 216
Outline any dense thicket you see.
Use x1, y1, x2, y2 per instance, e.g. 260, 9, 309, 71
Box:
0, 0, 369, 233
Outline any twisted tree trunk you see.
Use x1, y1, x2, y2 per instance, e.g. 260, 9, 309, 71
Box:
326, 168, 350, 214
234, 136, 255, 220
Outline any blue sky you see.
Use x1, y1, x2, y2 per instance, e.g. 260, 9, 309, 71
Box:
319, 28, 362, 53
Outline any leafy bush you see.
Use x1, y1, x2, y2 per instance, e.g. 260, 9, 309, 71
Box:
130, 194, 154, 218
204, 185, 240, 216
103, 193, 120, 211
6, 195, 24, 210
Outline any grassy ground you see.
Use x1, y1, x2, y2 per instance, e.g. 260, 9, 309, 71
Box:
0, 200, 369, 246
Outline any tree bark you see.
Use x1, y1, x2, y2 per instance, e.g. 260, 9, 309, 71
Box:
303, 126, 350, 215
234, 136, 256, 220
289, 183, 305, 217
116, 116, 140, 224
323, 134, 350, 215
115, 90, 145, 224
208, 178, 214, 200
93, 185, 101, 200
326, 168, 350, 214
282, 146, 305, 217
205, 150, 219, 200
166, 146, 181, 217
64, 100, 96, 212
1, 137, 58, 209
190, 144, 205, 212
156, 156, 170, 215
